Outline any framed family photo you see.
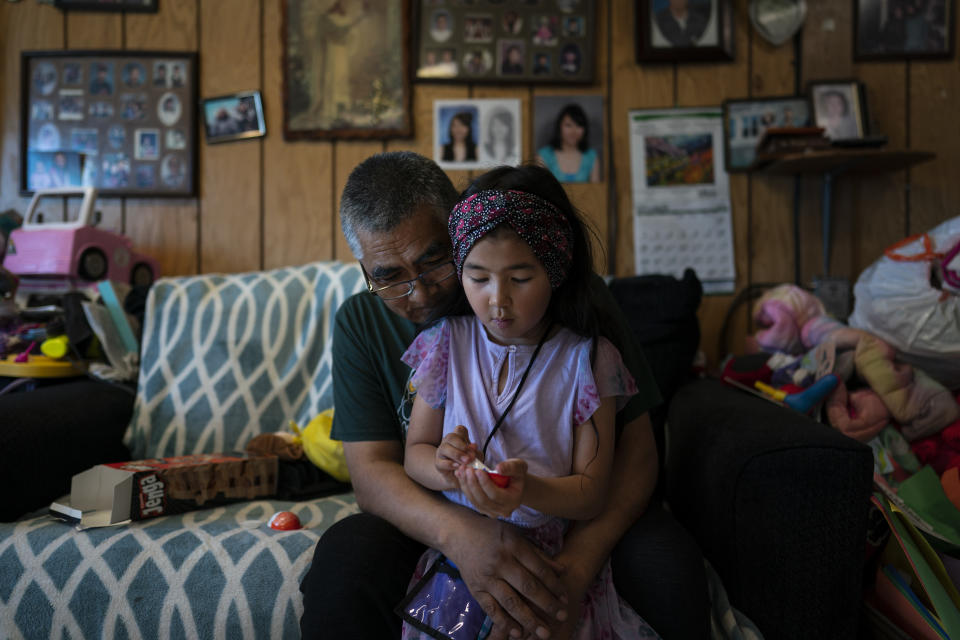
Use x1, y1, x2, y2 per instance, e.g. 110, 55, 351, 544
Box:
415, 0, 597, 84
636, 0, 735, 62
722, 95, 812, 171
20, 50, 197, 196
202, 91, 266, 143
281, 0, 411, 140
53, 0, 158, 11
808, 80, 868, 141
854, 0, 954, 60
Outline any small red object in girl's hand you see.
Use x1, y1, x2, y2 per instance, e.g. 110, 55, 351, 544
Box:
470, 459, 510, 488
268, 511, 302, 530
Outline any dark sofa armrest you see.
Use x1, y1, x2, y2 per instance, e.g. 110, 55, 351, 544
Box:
665, 378, 874, 640
0, 379, 134, 521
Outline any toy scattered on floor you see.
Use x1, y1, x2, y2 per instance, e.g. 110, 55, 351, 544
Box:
268, 511, 302, 531
4, 187, 159, 294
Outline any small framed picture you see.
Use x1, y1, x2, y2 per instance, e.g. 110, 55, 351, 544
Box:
201, 91, 266, 143
808, 80, 868, 141
722, 96, 812, 171
636, 0, 735, 62
854, 0, 954, 60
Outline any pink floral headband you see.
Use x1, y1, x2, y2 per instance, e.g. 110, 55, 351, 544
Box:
449, 189, 573, 289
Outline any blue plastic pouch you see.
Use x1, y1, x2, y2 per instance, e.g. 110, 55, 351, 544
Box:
396, 556, 491, 639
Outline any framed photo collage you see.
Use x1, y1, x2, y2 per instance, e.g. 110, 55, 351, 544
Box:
20, 50, 198, 197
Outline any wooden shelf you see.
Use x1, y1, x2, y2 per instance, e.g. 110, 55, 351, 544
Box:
748, 147, 936, 279
751, 148, 936, 176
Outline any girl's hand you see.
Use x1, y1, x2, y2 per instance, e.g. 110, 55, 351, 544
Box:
457, 457, 527, 519
436, 425, 477, 485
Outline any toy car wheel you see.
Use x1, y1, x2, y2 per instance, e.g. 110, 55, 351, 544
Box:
78, 248, 108, 281
131, 263, 154, 287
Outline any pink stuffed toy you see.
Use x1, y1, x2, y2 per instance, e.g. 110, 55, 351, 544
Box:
752, 285, 826, 355
825, 380, 890, 442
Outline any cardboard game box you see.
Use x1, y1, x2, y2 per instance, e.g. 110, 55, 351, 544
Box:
50, 453, 278, 529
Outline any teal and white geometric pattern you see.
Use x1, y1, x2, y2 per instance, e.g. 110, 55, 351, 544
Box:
1, 260, 366, 639
0, 496, 359, 640
125, 261, 366, 459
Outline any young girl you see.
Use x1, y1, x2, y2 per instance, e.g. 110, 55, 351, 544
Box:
398, 165, 661, 639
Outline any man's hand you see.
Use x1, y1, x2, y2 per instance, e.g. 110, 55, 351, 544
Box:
456, 458, 527, 519
442, 516, 569, 640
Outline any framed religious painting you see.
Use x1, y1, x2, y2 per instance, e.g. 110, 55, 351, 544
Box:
20, 50, 197, 196
635, 0, 735, 62
414, 0, 597, 84
281, 0, 412, 139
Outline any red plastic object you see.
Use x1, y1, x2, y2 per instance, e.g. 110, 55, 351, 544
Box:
470, 459, 510, 488
268, 511, 302, 531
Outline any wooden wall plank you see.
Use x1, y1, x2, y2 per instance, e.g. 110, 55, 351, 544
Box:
333, 141, 385, 261
675, 1, 750, 370
123, 0, 199, 277
741, 12, 801, 355
198, 0, 262, 274
610, 0, 673, 278
65, 11, 124, 234
908, 5, 960, 236
0, 3, 63, 217
799, 2, 855, 286
852, 61, 907, 272
262, 1, 334, 269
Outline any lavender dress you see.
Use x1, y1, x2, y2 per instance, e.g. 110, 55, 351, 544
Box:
399, 316, 661, 639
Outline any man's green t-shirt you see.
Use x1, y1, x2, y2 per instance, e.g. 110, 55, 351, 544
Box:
330, 277, 662, 444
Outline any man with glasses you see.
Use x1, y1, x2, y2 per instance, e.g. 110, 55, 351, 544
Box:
299, 151, 708, 640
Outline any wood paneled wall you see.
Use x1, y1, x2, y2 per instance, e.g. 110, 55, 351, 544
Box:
2, 1, 957, 369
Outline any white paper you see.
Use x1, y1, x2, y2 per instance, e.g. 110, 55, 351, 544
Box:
628, 107, 736, 294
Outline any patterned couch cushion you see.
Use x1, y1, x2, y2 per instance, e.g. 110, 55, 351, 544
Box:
0, 495, 359, 639
125, 261, 366, 459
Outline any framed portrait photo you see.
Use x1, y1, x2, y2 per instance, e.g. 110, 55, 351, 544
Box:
53, 0, 158, 11
281, 0, 411, 140
722, 95, 812, 171
20, 50, 197, 197
808, 80, 868, 141
202, 91, 266, 143
533, 94, 604, 184
414, 0, 597, 84
854, 0, 954, 60
433, 98, 522, 171
636, 0, 735, 62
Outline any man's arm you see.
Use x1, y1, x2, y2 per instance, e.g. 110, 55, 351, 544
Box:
345, 440, 571, 640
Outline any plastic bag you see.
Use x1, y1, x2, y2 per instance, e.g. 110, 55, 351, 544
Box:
396, 556, 491, 640
848, 216, 960, 361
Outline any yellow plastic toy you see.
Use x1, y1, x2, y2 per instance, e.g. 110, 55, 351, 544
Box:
289, 409, 350, 483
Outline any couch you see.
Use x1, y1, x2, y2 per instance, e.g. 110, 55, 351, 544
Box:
0, 261, 874, 640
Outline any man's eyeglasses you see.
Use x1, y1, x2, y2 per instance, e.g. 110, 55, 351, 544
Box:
363, 260, 457, 300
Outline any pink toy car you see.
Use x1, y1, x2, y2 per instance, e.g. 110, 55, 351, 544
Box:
4, 187, 159, 288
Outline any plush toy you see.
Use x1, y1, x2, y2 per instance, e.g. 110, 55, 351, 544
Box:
825, 379, 890, 442
751, 284, 826, 355
245, 408, 350, 483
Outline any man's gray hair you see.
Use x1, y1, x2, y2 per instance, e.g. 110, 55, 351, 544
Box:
340, 151, 459, 260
